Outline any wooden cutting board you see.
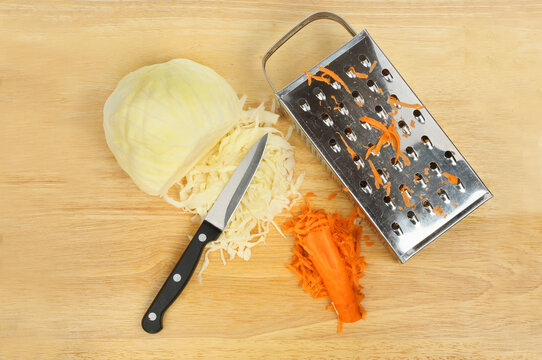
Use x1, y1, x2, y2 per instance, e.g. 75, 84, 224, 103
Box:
1, 1, 541, 358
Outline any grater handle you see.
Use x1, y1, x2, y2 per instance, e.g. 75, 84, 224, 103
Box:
262, 11, 357, 93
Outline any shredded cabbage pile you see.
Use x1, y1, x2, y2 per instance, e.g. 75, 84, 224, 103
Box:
165, 98, 304, 279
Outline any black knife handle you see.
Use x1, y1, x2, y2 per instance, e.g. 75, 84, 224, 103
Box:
142, 221, 221, 334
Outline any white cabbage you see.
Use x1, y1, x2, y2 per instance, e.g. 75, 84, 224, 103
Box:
104, 59, 241, 196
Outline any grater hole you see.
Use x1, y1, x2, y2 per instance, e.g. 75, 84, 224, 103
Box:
382, 68, 393, 82
344, 65, 356, 78
398, 120, 411, 135
399, 184, 412, 198
367, 79, 379, 93
331, 81, 341, 90
298, 98, 310, 112
353, 154, 364, 168
313, 87, 326, 101
457, 178, 465, 192
390, 94, 401, 108
344, 127, 357, 141
423, 200, 434, 213
360, 180, 372, 194
445, 150, 457, 165
329, 138, 341, 153
321, 113, 333, 126
421, 135, 433, 149
406, 146, 418, 160
352, 90, 364, 106
377, 169, 388, 183
437, 188, 450, 203
414, 173, 427, 187
384, 196, 395, 209
414, 109, 425, 123
391, 157, 404, 171
360, 119, 370, 130
429, 161, 441, 175
359, 54, 371, 67
337, 102, 348, 115
375, 105, 387, 119
407, 211, 419, 225
391, 222, 402, 235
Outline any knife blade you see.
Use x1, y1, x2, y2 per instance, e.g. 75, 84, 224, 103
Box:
142, 133, 269, 334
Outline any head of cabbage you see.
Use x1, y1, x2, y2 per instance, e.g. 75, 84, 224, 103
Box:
104, 59, 241, 196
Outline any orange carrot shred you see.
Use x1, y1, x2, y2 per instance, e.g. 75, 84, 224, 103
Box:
384, 182, 391, 196
328, 193, 337, 201
304, 71, 312, 86
305, 192, 316, 198
410, 119, 416, 128
347, 66, 368, 79
368, 159, 382, 189
337, 132, 358, 162
369, 60, 377, 73
442, 172, 459, 185
387, 96, 424, 109
317, 66, 351, 93
433, 205, 447, 218
305, 70, 331, 85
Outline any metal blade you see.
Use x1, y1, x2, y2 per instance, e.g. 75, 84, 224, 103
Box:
205, 133, 268, 231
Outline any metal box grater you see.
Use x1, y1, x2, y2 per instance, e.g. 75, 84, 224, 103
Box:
262, 12, 492, 262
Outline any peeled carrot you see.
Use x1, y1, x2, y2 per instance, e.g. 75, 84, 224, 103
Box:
302, 228, 362, 323
284, 196, 367, 332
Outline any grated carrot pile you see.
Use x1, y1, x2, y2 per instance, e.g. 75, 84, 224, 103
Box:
284, 196, 367, 333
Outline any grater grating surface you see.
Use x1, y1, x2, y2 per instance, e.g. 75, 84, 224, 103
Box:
263, 12, 492, 262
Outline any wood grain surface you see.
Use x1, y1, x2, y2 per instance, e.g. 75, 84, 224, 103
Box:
1, 1, 541, 359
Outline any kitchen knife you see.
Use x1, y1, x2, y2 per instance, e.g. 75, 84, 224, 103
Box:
142, 133, 269, 334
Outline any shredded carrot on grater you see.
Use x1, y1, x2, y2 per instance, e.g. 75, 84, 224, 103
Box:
365, 143, 376, 159
369, 60, 377, 73
304, 70, 331, 85
331, 95, 340, 106
384, 182, 391, 196
442, 172, 459, 185
410, 119, 416, 128
337, 132, 359, 167
347, 66, 368, 79
387, 96, 424, 109
360, 116, 410, 166
368, 159, 383, 189
317, 66, 351, 93
284, 194, 367, 333
433, 205, 447, 218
